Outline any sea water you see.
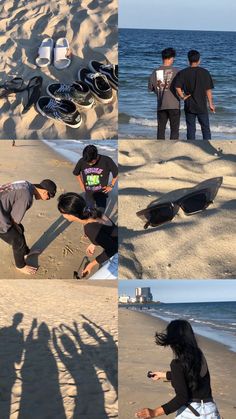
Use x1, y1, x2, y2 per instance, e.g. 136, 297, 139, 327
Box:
127, 301, 236, 353
119, 28, 236, 140
43, 140, 118, 164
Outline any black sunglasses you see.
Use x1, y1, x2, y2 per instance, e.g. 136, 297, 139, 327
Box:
136, 177, 223, 229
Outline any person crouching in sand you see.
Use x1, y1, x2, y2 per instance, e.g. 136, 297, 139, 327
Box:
57, 192, 118, 277
136, 320, 220, 419
0, 179, 57, 275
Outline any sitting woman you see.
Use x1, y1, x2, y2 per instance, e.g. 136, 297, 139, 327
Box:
136, 320, 220, 419
58, 192, 118, 276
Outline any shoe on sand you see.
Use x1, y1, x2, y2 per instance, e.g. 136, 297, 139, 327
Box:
89, 61, 118, 90
54, 38, 71, 69
36, 38, 54, 68
78, 68, 113, 104
36, 97, 82, 128
46, 82, 94, 109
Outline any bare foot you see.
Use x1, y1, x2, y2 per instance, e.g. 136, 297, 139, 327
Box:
16, 265, 38, 275
24, 249, 41, 260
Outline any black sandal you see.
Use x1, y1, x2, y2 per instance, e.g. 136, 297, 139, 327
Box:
0, 77, 27, 98
22, 76, 43, 114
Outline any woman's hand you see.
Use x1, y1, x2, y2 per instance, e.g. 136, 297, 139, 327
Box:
135, 408, 156, 418
86, 244, 96, 256
151, 371, 166, 381
82, 259, 98, 276
135, 407, 164, 418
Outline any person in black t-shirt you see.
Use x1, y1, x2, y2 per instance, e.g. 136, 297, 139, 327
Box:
58, 192, 118, 277
135, 320, 220, 418
175, 50, 215, 140
73, 145, 118, 212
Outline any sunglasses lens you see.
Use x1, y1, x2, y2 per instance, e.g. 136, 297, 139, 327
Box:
181, 193, 207, 213
146, 204, 174, 227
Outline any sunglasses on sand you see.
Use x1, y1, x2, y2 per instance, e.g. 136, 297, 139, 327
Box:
136, 177, 223, 229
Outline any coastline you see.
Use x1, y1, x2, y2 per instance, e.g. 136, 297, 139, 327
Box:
119, 308, 236, 419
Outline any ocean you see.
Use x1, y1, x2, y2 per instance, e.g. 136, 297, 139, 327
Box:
43, 140, 118, 164
126, 301, 236, 352
119, 28, 236, 140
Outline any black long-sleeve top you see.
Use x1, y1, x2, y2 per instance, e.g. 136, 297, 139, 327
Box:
84, 220, 118, 264
162, 358, 212, 415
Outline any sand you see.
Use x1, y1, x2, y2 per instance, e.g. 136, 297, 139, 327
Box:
0, 0, 118, 140
0, 279, 118, 418
118, 140, 236, 279
0, 140, 118, 279
119, 308, 236, 419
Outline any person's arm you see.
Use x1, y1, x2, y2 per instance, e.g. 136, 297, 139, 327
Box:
10, 189, 32, 225
161, 360, 189, 415
102, 158, 118, 193
206, 89, 215, 112
76, 174, 85, 192
82, 224, 118, 275
176, 87, 191, 101
73, 159, 85, 191
148, 72, 155, 92
151, 371, 169, 381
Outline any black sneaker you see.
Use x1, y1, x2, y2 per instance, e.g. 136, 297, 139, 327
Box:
36, 97, 82, 128
89, 61, 118, 90
46, 82, 94, 109
78, 68, 113, 104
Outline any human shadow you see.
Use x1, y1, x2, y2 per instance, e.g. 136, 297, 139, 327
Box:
27, 216, 70, 266
18, 320, 66, 419
0, 313, 24, 419
53, 324, 109, 419
81, 315, 118, 396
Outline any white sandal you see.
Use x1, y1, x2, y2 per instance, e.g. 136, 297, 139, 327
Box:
54, 38, 71, 69
36, 38, 54, 68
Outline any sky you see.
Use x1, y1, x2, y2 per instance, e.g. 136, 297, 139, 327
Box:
119, 280, 236, 303
119, 0, 236, 32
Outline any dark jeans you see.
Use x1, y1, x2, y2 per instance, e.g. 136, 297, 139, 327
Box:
157, 109, 180, 140
85, 191, 108, 212
0, 224, 29, 268
185, 112, 211, 140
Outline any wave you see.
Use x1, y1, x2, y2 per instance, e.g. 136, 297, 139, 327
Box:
121, 116, 236, 134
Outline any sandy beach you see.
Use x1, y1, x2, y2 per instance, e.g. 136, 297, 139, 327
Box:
0, 140, 118, 279
119, 140, 236, 279
0, 279, 118, 418
0, 0, 118, 140
119, 308, 236, 419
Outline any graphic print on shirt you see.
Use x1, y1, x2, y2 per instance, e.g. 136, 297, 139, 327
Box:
84, 167, 104, 191
156, 69, 174, 91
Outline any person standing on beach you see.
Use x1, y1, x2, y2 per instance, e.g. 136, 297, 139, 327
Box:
135, 320, 220, 418
175, 50, 215, 140
73, 145, 118, 212
148, 48, 180, 140
0, 179, 57, 275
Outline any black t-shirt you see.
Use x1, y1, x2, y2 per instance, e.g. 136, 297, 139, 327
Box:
162, 357, 212, 415
175, 67, 214, 114
84, 220, 118, 264
73, 155, 118, 195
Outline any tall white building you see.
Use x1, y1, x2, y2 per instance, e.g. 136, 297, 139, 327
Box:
135, 287, 153, 303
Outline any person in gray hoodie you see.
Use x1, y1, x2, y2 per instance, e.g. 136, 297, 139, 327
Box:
0, 179, 56, 275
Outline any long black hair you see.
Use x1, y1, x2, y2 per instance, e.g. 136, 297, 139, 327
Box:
155, 320, 203, 391
58, 192, 102, 220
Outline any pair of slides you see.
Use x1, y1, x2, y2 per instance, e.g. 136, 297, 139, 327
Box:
36, 38, 71, 69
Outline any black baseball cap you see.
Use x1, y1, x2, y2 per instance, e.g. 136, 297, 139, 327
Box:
34, 179, 57, 198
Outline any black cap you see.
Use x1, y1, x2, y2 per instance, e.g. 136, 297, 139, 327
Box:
34, 179, 57, 198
